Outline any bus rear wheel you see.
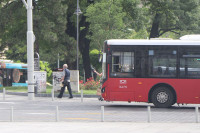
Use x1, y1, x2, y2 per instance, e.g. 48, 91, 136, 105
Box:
151, 86, 174, 108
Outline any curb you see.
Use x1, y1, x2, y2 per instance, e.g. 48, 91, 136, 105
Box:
0, 90, 99, 98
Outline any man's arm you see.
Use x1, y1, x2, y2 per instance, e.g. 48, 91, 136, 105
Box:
60, 76, 64, 82
94, 70, 102, 77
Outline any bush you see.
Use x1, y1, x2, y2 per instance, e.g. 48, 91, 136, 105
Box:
79, 77, 100, 90
40, 61, 52, 82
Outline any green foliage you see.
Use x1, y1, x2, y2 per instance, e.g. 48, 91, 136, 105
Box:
122, 0, 150, 33
40, 61, 52, 82
86, 0, 128, 49
128, 29, 149, 39
0, 0, 76, 68
33, 0, 76, 68
0, 1, 27, 62
143, 0, 200, 38
90, 49, 101, 72
1, 0, 200, 81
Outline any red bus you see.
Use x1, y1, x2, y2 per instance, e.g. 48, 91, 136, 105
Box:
101, 39, 200, 108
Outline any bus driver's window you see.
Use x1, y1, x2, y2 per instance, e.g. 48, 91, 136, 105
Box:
112, 52, 121, 72
111, 51, 134, 78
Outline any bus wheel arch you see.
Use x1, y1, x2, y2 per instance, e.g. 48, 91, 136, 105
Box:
148, 83, 177, 108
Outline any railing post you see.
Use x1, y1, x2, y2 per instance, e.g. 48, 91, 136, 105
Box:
56, 106, 59, 122
51, 88, 54, 101
195, 106, 199, 123
3, 88, 6, 100
10, 106, 14, 122
101, 106, 104, 122
147, 105, 151, 123
81, 89, 83, 102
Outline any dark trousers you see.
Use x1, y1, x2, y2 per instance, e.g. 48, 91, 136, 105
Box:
57, 82, 73, 98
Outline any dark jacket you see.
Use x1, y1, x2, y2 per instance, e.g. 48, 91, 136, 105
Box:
64, 68, 70, 81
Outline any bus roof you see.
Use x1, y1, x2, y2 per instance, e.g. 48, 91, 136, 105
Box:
106, 39, 200, 46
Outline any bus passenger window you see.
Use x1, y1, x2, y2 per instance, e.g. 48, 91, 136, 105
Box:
164, 67, 170, 75
180, 52, 200, 78
148, 49, 176, 78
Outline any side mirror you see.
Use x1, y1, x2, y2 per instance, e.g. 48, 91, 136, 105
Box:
98, 54, 102, 62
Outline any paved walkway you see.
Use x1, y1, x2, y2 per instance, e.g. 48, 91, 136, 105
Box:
0, 122, 200, 133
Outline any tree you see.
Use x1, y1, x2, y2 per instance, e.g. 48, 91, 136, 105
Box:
121, 0, 150, 39
143, 0, 200, 38
0, 1, 27, 62
86, 0, 128, 49
65, 0, 94, 79
33, 0, 76, 69
0, 0, 76, 69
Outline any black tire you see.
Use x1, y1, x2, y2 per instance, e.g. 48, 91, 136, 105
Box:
151, 86, 174, 108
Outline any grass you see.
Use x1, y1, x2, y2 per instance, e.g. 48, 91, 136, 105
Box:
0, 86, 97, 95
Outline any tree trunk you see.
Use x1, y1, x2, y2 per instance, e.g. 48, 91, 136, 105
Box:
149, 13, 160, 38
66, 15, 92, 80
81, 42, 91, 80
79, 16, 92, 80
65, 2, 92, 80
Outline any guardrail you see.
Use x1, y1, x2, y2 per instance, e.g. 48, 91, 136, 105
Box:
0, 90, 200, 123
0, 105, 199, 122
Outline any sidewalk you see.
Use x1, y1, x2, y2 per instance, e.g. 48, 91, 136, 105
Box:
0, 122, 200, 133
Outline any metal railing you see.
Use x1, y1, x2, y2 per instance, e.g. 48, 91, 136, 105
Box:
0, 105, 199, 123
1, 90, 200, 123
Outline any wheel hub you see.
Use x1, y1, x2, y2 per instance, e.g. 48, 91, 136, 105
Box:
157, 91, 168, 103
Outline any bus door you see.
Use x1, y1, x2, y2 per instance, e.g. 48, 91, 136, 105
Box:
179, 53, 200, 103
109, 51, 135, 101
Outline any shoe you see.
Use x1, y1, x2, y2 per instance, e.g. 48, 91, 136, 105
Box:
57, 96, 62, 98
69, 97, 73, 99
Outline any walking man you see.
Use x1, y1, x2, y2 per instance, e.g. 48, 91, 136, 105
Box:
57, 64, 73, 99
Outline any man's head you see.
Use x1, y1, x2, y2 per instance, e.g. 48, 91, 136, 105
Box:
63, 64, 68, 69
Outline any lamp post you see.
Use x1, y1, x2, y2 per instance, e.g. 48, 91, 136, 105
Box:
22, 0, 35, 100
74, 0, 82, 70
57, 53, 59, 69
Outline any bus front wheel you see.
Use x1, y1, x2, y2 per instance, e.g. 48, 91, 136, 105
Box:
151, 86, 174, 108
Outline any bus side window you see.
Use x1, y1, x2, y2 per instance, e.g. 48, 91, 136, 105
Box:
157, 67, 162, 75
180, 55, 200, 78
164, 67, 170, 75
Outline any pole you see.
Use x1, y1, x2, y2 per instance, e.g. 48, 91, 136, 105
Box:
57, 53, 59, 69
83, 70, 85, 83
76, 0, 79, 70
81, 89, 83, 102
147, 106, 151, 123
3, 88, 5, 100
195, 106, 199, 123
52, 88, 54, 101
56, 106, 59, 122
10, 106, 14, 122
27, 0, 35, 100
101, 106, 104, 122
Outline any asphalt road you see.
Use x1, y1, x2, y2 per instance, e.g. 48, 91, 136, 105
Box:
0, 93, 199, 123
1, 94, 200, 133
